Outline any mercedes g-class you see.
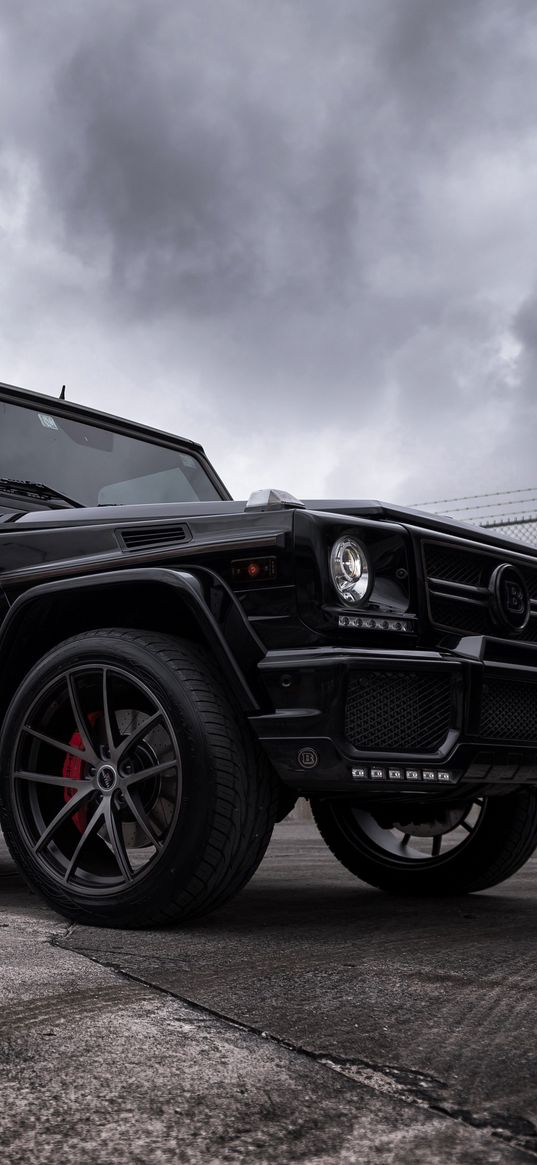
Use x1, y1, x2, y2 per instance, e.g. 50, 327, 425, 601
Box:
1, 380, 537, 927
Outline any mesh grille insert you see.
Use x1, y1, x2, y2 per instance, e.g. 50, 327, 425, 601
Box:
520, 569, 537, 602
429, 595, 490, 635
424, 544, 484, 587
345, 671, 453, 753
480, 680, 537, 742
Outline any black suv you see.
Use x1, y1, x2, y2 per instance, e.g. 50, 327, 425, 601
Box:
1, 380, 537, 928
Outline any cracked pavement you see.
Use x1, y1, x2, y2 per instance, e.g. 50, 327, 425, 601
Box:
1, 821, 537, 1163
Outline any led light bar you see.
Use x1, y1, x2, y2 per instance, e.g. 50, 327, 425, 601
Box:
351, 766, 456, 784
338, 614, 412, 632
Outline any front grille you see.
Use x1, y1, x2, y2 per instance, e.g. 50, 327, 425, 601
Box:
422, 539, 537, 643
345, 671, 453, 753
480, 679, 537, 742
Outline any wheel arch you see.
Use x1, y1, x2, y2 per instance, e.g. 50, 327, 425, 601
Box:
0, 567, 262, 720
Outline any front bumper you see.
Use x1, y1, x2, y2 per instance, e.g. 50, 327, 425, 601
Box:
249, 640, 537, 798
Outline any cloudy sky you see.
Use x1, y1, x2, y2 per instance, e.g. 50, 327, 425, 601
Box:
1, 0, 537, 506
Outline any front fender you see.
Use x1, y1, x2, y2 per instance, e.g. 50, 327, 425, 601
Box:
0, 567, 263, 713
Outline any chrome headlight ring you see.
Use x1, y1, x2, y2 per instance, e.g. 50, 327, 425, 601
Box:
330, 536, 371, 604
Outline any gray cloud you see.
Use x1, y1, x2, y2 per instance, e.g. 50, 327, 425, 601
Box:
1, 1, 537, 503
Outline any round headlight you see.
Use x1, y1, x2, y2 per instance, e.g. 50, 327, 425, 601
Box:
330, 536, 370, 604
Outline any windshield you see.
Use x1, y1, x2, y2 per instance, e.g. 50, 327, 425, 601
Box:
0, 401, 223, 506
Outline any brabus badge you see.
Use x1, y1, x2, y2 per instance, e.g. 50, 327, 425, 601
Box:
489, 564, 530, 632
297, 748, 319, 769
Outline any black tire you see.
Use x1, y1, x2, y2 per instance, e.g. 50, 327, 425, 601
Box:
0, 629, 278, 927
311, 790, 537, 895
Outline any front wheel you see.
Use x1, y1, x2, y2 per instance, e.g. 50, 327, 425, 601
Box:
0, 630, 278, 927
311, 790, 537, 894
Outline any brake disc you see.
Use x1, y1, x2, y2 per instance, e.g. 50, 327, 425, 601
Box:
390, 806, 469, 837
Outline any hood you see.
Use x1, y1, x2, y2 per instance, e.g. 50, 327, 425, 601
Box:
303, 499, 537, 557
13, 493, 535, 559
13, 500, 248, 526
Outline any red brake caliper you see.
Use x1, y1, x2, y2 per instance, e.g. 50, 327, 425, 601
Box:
63, 712, 100, 834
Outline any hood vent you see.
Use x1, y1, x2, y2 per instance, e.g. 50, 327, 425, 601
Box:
118, 522, 191, 553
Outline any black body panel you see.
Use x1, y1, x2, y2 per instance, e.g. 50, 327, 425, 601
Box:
2, 380, 537, 804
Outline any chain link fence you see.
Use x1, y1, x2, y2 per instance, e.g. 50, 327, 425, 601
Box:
480, 516, 537, 548
415, 489, 537, 549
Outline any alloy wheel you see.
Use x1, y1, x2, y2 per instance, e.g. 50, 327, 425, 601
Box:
10, 664, 182, 893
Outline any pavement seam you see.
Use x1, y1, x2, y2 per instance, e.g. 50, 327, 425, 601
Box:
51, 934, 537, 1162
318, 1056, 537, 1159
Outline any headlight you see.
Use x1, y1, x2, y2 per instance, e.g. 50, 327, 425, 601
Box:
330, 536, 370, 604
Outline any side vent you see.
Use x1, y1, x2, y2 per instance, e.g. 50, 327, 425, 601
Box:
117, 523, 192, 553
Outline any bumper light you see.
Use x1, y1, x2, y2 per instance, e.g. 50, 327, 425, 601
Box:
339, 614, 412, 632
351, 766, 455, 784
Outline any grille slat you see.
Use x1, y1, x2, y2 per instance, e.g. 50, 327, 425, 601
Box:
345, 671, 453, 753
480, 680, 537, 742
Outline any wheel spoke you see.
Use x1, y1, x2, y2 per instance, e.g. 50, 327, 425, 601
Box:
401, 834, 411, 846
13, 770, 91, 789
33, 785, 94, 854
22, 727, 88, 762
432, 835, 442, 857
122, 759, 178, 787
101, 668, 117, 758
461, 820, 473, 833
66, 672, 99, 763
116, 712, 163, 764
122, 788, 164, 849
103, 797, 133, 881
64, 802, 105, 882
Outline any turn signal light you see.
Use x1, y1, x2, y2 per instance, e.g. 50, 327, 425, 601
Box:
231, 557, 277, 582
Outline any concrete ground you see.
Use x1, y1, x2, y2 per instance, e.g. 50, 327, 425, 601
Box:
1, 822, 537, 1165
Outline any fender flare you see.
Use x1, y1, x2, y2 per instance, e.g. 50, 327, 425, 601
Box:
0, 567, 262, 712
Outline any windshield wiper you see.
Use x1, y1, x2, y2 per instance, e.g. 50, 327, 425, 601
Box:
0, 478, 83, 508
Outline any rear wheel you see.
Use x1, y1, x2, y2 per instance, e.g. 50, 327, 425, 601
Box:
0, 630, 278, 927
311, 790, 537, 894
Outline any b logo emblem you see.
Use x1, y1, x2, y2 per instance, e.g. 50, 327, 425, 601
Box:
297, 748, 319, 769
489, 565, 530, 632
504, 580, 525, 614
